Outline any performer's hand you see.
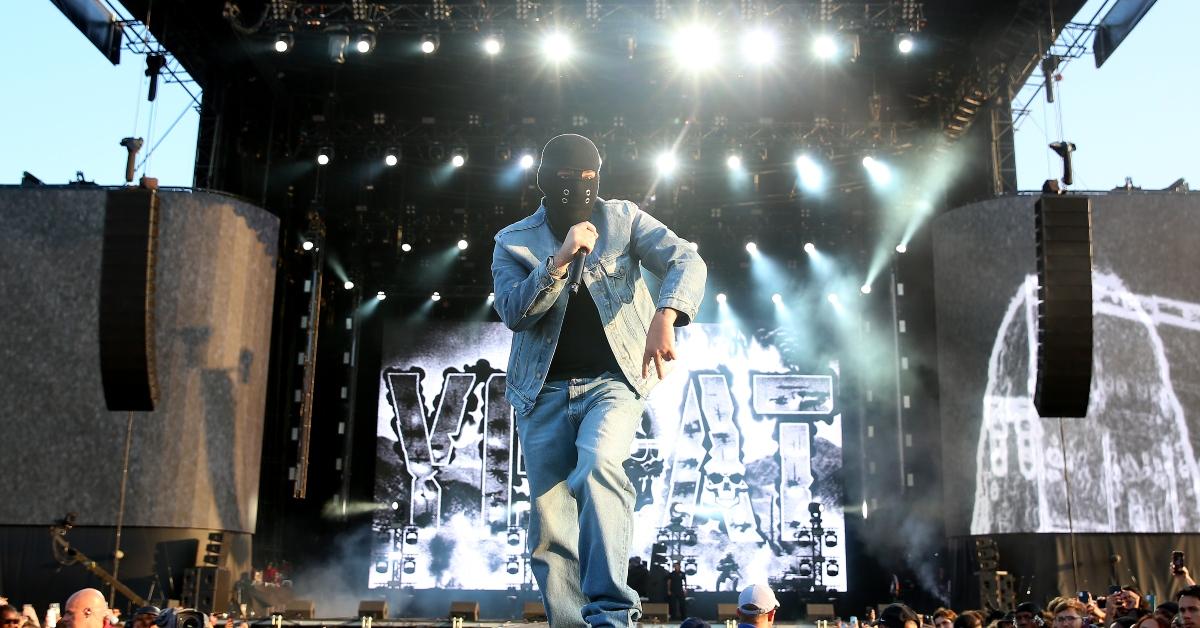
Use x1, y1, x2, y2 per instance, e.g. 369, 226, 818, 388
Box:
642, 308, 678, 379
553, 221, 598, 270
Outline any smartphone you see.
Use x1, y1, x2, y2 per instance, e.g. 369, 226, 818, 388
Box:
1174, 551, 1186, 575
1079, 591, 1091, 604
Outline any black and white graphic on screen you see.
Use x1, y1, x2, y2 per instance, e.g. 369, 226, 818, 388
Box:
972, 271, 1200, 534
371, 322, 846, 591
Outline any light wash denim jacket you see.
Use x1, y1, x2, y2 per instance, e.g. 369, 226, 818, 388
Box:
491, 198, 707, 416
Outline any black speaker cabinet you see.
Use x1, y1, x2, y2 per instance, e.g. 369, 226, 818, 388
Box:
1034, 195, 1094, 418
179, 566, 231, 614
641, 602, 669, 623
522, 601, 547, 622
357, 600, 388, 619
99, 188, 159, 411
718, 603, 740, 620
282, 600, 315, 619
448, 601, 479, 621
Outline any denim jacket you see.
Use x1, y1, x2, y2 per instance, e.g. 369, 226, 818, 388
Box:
491, 198, 707, 416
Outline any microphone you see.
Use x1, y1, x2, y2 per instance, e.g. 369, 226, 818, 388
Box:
568, 249, 587, 294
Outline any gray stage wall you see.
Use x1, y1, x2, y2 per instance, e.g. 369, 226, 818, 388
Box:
0, 187, 277, 606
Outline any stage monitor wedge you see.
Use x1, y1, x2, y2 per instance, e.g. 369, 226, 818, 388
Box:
1034, 194, 1094, 418
448, 601, 479, 621
99, 188, 160, 411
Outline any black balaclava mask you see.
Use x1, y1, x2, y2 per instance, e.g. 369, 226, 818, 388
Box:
537, 134, 601, 240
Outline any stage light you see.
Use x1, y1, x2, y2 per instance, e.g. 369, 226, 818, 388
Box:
420, 34, 438, 54
772, 293, 783, 305
402, 557, 416, 574
431, 292, 442, 302
384, 149, 399, 167
403, 526, 419, 544
542, 31, 573, 63
895, 243, 907, 253
798, 558, 813, 577
809, 502, 824, 516
716, 293, 727, 304
506, 528, 521, 546
795, 154, 824, 192
862, 155, 893, 185
726, 154, 742, 170
683, 557, 698, 576
376, 291, 387, 301
741, 28, 778, 65
390, 501, 399, 510
317, 147, 332, 165
824, 530, 838, 547
896, 33, 915, 54
519, 153, 535, 169
344, 280, 355, 290
827, 559, 840, 577
803, 242, 816, 255
301, 240, 315, 251
374, 560, 388, 574
506, 557, 520, 575
328, 31, 349, 63
451, 154, 466, 168
355, 32, 376, 54
274, 32, 293, 53
795, 529, 812, 547
483, 35, 503, 56
487, 292, 495, 303
814, 34, 838, 59
745, 242, 757, 254
655, 152, 677, 175
401, 243, 412, 252
827, 293, 840, 305
671, 24, 720, 71
860, 284, 872, 295
457, 239, 469, 250
683, 530, 698, 546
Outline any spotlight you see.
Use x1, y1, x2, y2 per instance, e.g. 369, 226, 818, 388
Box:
745, 242, 757, 254
860, 284, 872, 295
683, 557, 698, 576
827, 559, 840, 577
895, 243, 907, 253
344, 280, 355, 290
506, 528, 522, 546
483, 35, 503, 56
431, 292, 442, 302
403, 526, 419, 545
772, 293, 783, 305
420, 34, 438, 54
390, 501, 399, 510
487, 292, 495, 303
519, 153, 535, 169
376, 291, 387, 301
274, 32, 294, 53
401, 243, 412, 252
726, 153, 742, 170
824, 529, 838, 547
401, 557, 416, 574
716, 293, 727, 304
671, 24, 720, 71
741, 28, 778, 65
862, 155, 893, 185
301, 240, 315, 251
795, 154, 824, 192
809, 502, 824, 516
813, 34, 838, 59
795, 529, 813, 547
457, 239, 469, 250
317, 147, 332, 165
506, 557, 520, 575
451, 154, 466, 168
798, 558, 813, 577
494, 144, 512, 162
827, 293, 840, 304
896, 33, 915, 54
655, 152, 677, 175
355, 31, 376, 54
803, 242, 816, 255
542, 31, 573, 63
374, 560, 388, 574
384, 149, 399, 167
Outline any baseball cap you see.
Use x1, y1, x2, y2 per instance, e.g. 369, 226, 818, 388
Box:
738, 584, 780, 615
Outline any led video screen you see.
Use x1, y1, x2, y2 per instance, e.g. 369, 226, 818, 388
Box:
371, 321, 847, 592
933, 193, 1200, 535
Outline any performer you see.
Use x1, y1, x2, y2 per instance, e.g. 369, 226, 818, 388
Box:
491, 133, 706, 626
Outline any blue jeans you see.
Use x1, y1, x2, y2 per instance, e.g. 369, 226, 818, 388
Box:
516, 372, 644, 627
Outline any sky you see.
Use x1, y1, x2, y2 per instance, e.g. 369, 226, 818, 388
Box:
2, 0, 1195, 192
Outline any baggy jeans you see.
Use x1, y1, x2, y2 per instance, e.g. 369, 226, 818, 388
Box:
516, 371, 644, 627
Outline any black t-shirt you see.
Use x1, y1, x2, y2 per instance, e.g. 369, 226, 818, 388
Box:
546, 282, 622, 380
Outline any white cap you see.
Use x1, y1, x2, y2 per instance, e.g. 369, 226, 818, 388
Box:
738, 584, 780, 615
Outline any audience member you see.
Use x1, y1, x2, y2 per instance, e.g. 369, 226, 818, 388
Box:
1017, 603, 1043, 628
934, 608, 959, 628
60, 589, 108, 628
1176, 585, 1200, 628
879, 604, 920, 628
127, 607, 159, 628
679, 617, 711, 628
1052, 598, 1089, 628
627, 557, 649, 600
955, 610, 985, 628
2, 606, 21, 628
735, 584, 780, 628
668, 561, 689, 620
1133, 615, 1170, 628
1153, 602, 1178, 625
